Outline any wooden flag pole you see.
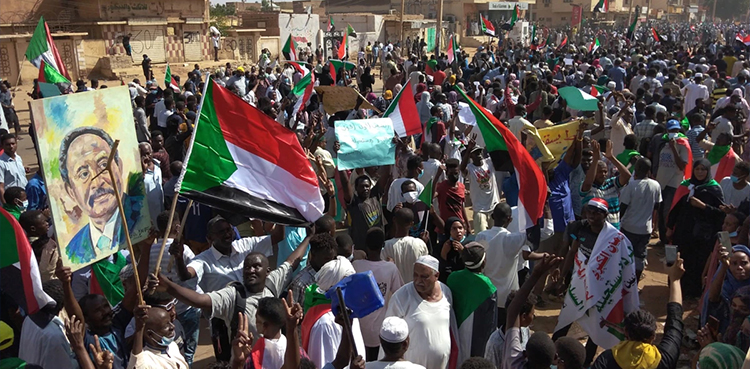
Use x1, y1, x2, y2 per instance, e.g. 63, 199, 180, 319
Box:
14, 56, 27, 88
103, 140, 144, 304
154, 193, 180, 276
166, 199, 193, 273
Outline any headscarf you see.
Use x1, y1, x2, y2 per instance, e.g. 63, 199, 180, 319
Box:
698, 343, 745, 369
366, 92, 377, 104
415, 83, 427, 101
384, 90, 393, 100
724, 285, 750, 348
416, 91, 433, 124
448, 91, 458, 105
315, 256, 355, 293
611, 341, 661, 369
443, 217, 464, 239
394, 84, 403, 95
689, 158, 718, 186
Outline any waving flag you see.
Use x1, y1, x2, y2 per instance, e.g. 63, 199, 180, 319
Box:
327, 16, 335, 32
346, 24, 356, 36
337, 35, 348, 59
455, 87, 546, 229
737, 33, 750, 46
590, 85, 608, 98
627, 9, 639, 40
556, 222, 639, 349
165, 64, 180, 92
25, 16, 71, 82
0, 208, 54, 315
177, 78, 324, 225
287, 61, 310, 75
589, 36, 601, 53
557, 35, 568, 50
651, 27, 665, 42
509, 5, 519, 28
480, 15, 495, 36
282, 34, 297, 61
384, 80, 421, 137
292, 72, 315, 117
447, 34, 458, 64
594, 0, 609, 12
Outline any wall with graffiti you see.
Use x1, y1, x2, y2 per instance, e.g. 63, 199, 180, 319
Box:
278, 13, 321, 52
98, 0, 206, 20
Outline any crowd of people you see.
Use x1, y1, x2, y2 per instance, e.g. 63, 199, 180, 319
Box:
2, 18, 750, 369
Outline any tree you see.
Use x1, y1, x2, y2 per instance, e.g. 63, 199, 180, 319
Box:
209, 4, 235, 36
261, 0, 274, 11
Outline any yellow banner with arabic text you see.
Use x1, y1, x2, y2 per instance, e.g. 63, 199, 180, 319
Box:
530, 120, 584, 163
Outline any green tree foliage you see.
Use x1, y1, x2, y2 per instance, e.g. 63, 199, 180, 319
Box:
210, 4, 235, 35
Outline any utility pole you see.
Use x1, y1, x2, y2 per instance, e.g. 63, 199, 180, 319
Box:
400, 0, 406, 44
628, 0, 634, 25
711, 0, 716, 22
435, 0, 444, 55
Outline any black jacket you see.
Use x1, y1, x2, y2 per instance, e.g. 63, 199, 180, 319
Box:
592, 302, 684, 369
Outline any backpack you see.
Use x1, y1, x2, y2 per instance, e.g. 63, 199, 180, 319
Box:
228, 281, 248, 340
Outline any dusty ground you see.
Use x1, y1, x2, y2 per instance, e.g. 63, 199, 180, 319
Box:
9, 56, 700, 368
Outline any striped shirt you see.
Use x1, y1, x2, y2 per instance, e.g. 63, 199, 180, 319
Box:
580, 176, 624, 229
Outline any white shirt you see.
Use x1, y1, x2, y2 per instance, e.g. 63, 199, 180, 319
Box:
609, 114, 634, 158
384, 282, 455, 369
720, 177, 750, 207
19, 315, 79, 369
352, 259, 404, 347
419, 158, 442, 188
89, 210, 120, 252
711, 116, 734, 141
308, 312, 366, 369
187, 235, 273, 292
144, 161, 163, 227
381, 237, 429, 283
466, 158, 500, 213
0, 152, 27, 188
148, 239, 201, 313
682, 83, 709, 114
386, 178, 424, 212
154, 100, 168, 128
126, 342, 188, 369
366, 362, 425, 369
475, 226, 527, 307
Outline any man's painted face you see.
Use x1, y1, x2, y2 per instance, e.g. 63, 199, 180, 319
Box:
64, 135, 123, 226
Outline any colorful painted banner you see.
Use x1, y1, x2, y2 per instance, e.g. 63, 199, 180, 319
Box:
29, 86, 152, 271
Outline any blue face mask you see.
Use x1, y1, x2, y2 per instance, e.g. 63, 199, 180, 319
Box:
148, 330, 175, 347
450, 235, 467, 243
731, 175, 743, 184
730, 231, 739, 238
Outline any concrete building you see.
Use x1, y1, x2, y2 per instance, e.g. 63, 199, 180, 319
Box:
0, 0, 212, 84
239, 11, 320, 58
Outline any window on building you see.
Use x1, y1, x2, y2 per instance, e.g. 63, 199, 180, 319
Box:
561, 16, 567, 20
624, 0, 630, 4
544, 3, 550, 6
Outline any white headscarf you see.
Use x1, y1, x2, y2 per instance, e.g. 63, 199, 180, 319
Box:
416, 91, 433, 124
315, 256, 355, 293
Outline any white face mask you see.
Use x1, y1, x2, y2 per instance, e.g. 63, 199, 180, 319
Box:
668, 132, 679, 140
402, 191, 419, 204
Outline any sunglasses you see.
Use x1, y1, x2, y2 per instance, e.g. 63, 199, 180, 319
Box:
156, 299, 178, 311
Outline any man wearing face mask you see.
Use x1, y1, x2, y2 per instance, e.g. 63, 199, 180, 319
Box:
130, 305, 188, 368
398, 180, 444, 239
719, 161, 750, 208
386, 155, 425, 214
2, 186, 27, 219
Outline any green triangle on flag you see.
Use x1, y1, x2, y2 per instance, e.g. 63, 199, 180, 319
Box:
40, 61, 70, 84
418, 179, 433, 207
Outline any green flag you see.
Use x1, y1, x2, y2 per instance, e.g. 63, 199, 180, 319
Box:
510, 5, 519, 28
418, 179, 433, 208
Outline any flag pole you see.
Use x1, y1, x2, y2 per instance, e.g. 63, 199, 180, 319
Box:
166, 199, 193, 272
15, 56, 27, 88
154, 192, 180, 276
103, 140, 144, 304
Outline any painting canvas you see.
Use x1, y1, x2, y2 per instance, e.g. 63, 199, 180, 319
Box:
29, 86, 151, 271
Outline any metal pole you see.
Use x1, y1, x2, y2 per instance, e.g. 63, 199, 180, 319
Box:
711, 0, 717, 22
436, 0, 444, 55
400, 0, 406, 44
